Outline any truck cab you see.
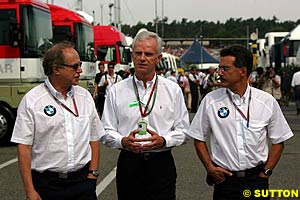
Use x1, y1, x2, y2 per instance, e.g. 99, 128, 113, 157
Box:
93, 25, 131, 72
0, 0, 53, 143
48, 4, 96, 92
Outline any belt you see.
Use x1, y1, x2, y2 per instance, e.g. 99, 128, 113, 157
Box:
230, 164, 263, 178
32, 162, 89, 179
120, 149, 172, 161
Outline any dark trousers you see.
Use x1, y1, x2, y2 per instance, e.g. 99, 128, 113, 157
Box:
294, 86, 300, 111
32, 164, 97, 200
213, 174, 269, 200
96, 92, 105, 117
116, 150, 177, 200
190, 87, 199, 113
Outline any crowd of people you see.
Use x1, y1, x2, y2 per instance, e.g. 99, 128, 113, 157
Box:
10, 30, 297, 200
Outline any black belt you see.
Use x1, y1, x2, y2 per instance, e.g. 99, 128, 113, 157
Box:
120, 149, 172, 161
32, 162, 90, 179
230, 164, 263, 178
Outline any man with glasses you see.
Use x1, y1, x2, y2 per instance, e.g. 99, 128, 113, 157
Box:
100, 30, 189, 200
11, 42, 104, 200
187, 45, 293, 200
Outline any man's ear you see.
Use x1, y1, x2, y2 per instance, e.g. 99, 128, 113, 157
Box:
52, 65, 60, 75
241, 67, 247, 77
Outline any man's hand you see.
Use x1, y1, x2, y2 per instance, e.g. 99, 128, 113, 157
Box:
140, 129, 165, 151
26, 190, 42, 200
207, 165, 232, 185
121, 130, 143, 153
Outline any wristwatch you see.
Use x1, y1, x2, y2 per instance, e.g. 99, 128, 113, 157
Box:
263, 169, 273, 176
88, 170, 100, 177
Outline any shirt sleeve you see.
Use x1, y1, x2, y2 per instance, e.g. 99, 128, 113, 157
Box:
267, 98, 293, 144
100, 86, 123, 148
164, 86, 190, 147
88, 92, 105, 141
11, 96, 34, 145
187, 96, 210, 141
98, 75, 105, 86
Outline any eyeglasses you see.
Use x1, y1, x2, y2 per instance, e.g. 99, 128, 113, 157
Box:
59, 61, 82, 70
218, 65, 232, 72
218, 65, 243, 72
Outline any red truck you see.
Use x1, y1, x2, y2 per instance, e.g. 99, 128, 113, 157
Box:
93, 25, 131, 72
0, 0, 53, 143
48, 4, 95, 92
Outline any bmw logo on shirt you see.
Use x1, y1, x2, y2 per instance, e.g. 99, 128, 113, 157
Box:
44, 105, 56, 116
218, 107, 229, 118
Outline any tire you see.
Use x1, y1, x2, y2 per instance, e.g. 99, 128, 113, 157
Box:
0, 106, 15, 145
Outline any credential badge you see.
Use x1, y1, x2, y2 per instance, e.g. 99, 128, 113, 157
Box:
44, 105, 56, 116
218, 107, 229, 118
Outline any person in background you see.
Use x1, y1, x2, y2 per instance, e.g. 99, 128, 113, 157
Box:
261, 66, 282, 104
189, 66, 199, 113
100, 30, 189, 200
167, 70, 178, 83
93, 62, 107, 115
183, 71, 192, 111
255, 67, 265, 89
98, 62, 122, 118
187, 45, 293, 200
202, 66, 221, 97
280, 70, 292, 107
291, 67, 300, 115
11, 43, 104, 200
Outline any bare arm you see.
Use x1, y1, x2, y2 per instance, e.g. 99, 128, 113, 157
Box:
88, 140, 100, 179
17, 144, 41, 200
93, 83, 98, 100
259, 142, 284, 178
194, 139, 232, 184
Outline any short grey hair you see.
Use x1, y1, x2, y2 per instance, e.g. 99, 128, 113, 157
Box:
132, 30, 162, 54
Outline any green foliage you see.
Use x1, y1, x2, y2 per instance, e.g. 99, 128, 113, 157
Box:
121, 17, 300, 39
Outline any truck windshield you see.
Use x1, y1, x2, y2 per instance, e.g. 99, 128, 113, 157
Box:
0, 9, 16, 45
96, 45, 116, 62
20, 5, 53, 57
289, 40, 300, 57
74, 23, 94, 62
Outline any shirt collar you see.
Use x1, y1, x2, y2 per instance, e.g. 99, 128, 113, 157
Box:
134, 73, 157, 89
44, 78, 74, 99
227, 84, 251, 104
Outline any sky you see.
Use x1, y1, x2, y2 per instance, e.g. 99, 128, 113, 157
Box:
46, 0, 300, 26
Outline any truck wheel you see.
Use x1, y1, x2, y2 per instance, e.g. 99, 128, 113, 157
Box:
0, 106, 15, 145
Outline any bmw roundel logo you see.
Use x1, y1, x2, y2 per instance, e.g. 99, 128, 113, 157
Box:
218, 107, 229, 118
44, 105, 56, 116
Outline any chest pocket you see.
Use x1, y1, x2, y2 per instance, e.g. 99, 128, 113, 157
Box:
244, 120, 267, 148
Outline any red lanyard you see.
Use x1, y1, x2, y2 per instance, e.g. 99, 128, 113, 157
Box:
59, 98, 79, 117
227, 89, 251, 127
45, 84, 79, 117
132, 75, 158, 118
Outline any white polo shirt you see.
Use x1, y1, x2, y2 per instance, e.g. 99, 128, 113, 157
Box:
187, 85, 293, 171
98, 73, 122, 96
11, 78, 104, 173
291, 71, 300, 87
101, 74, 189, 150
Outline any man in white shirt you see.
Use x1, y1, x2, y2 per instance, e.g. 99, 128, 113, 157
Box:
291, 69, 300, 114
167, 70, 178, 83
187, 45, 293, 200
98, 62, 122, 97
11, 43, 104, 200
101, 30, 189, 200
